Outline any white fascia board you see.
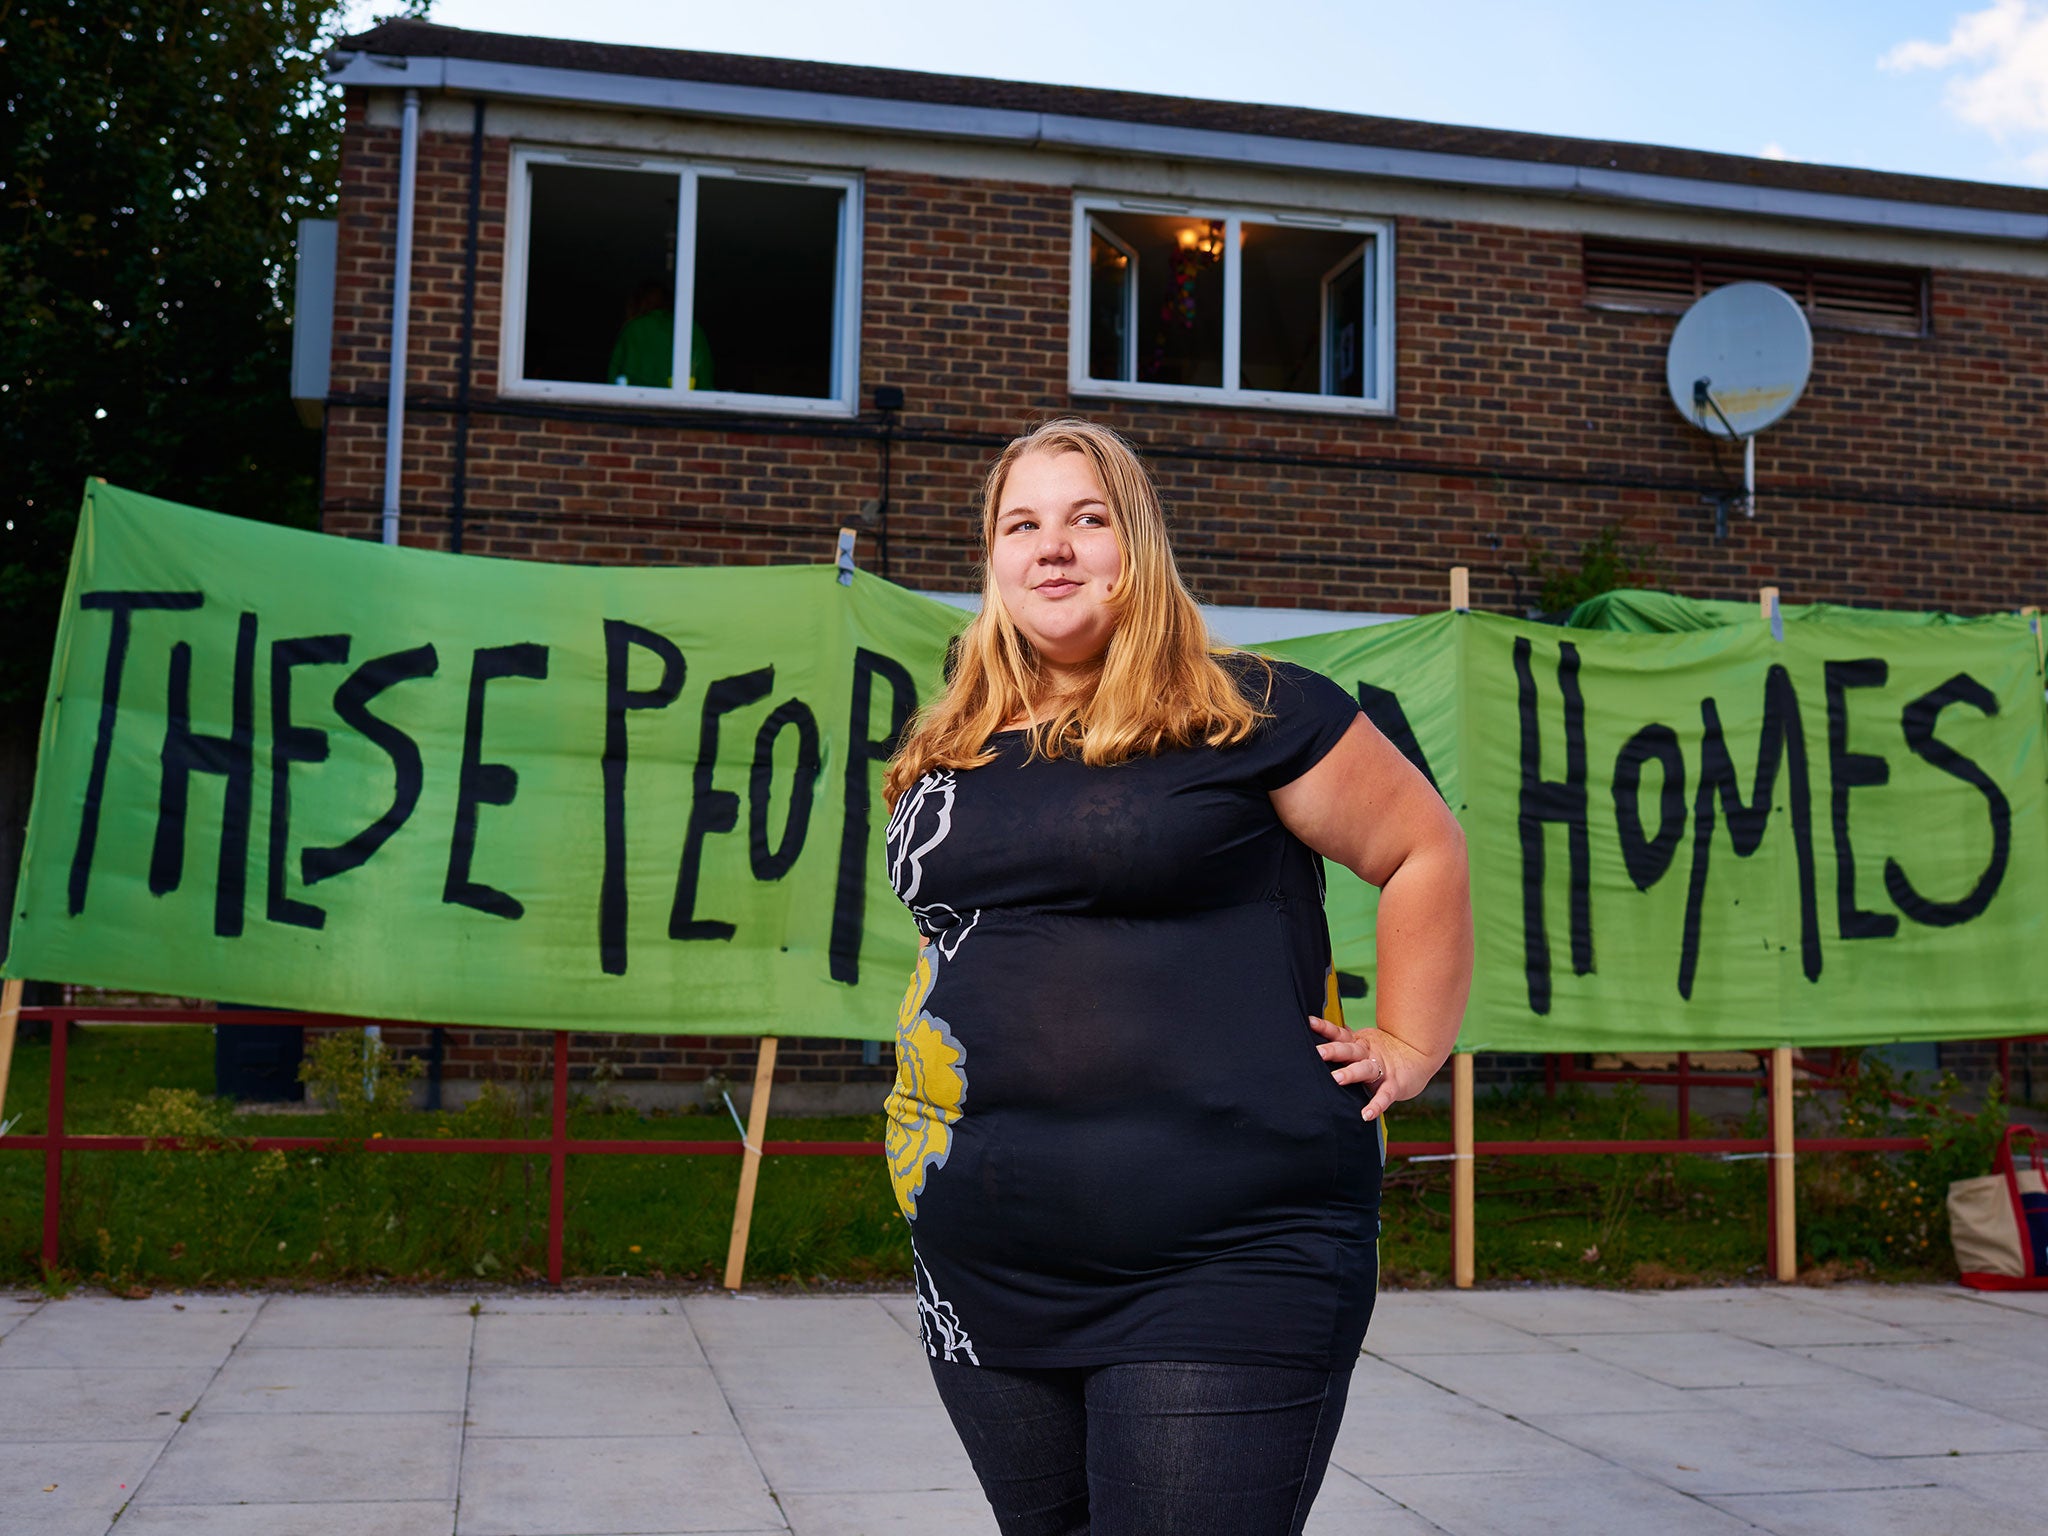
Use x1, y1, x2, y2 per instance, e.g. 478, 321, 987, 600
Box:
327, 52, 2048, 244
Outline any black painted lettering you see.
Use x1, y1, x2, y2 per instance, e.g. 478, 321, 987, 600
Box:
671, 667, 774, 942
149, 611, 257, 938
1825, 659, 1897, 941
443, 643, 549, 920
599, 622, 686, 976
1513, 637, 1591, 1016
69, 590, 204, 915
302, 644, 439, 885
1884, 673, 2009, 927
830, 649, 918, 984
1612, 723, 1686, 891
748, 698, 821, 882
1679, 666, 1821, 999
266, 635, 351, 930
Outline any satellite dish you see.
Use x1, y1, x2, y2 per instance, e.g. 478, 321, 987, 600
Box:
1665, 282, 1812, 533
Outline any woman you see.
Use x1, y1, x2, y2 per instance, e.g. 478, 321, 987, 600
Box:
881, 418, 1470, 1535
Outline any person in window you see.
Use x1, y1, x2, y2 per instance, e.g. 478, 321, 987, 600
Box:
607, 278, 714, 390
880, 417, 1471, 1535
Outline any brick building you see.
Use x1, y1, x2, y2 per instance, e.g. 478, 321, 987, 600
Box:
311, 19, 2048, 1107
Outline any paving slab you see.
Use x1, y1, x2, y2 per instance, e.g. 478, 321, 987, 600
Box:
242, 1295, 477, 1351
1389, 1344, 1697, 1415
1691, 1380, 2048, 1458
1923, 1316, 2048, 1363
0, 1365, 212, 1441
1450, 1288, 1669, 1335
1564, 1328, 1854, 1388
9, 1283, 2040, 1536
454, 1434, 783, 1535
0, 1297, 42, 1341
1706, 1482, 2040, 1536
465, 1363, 740, 1439
0, 1438, 164, 1536
1305, 1467, 1457, 1534
1643, 1291, 1914, 1347
1369, 1465, 1761, 1536
1526, 1406, 1910, 1496
682, 1295, 903, 1352
200, 1345, 470, 1415
108, 1503, 458, 1536
713, 1340, 946, 1410
0, 1296, 255, 1366
1790, 1337, 2047, 1408
873, 1295, 923, 1342
730, 1405, 980, 1496
472, 1311, 706, 1367
1785, 1283, 2015, 1329
1888, 1447, 2048, 1513
1332, 1371, 1606, 1478
133, 1410, 462, 1505
476, 1294, 691, 1317
1364, 1298, 1568, 1356
782, 1488, 998, 1536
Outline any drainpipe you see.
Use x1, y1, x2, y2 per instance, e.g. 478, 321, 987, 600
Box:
369, 85, 420, 1074
381, 87, 421, 548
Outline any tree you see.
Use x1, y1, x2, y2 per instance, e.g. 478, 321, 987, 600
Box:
0, 1, 425, 964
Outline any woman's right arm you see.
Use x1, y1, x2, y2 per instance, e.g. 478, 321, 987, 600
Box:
1269, 713, 1473, 1121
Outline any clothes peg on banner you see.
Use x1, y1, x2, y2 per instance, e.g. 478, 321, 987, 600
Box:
837, 527, 858, 586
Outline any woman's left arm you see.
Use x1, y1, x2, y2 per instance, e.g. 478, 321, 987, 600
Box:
1270, 713, 1473, 1121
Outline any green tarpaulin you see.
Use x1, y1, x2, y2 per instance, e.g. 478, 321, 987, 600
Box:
9, 485, 2046, 1052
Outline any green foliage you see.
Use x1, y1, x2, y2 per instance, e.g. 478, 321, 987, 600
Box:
292, 1029, 426, 1271
1528, 522, 1664, 617
0, 1025, 2010, 1289
1800, 1050, 2007, 1271
0, 0, 396, 710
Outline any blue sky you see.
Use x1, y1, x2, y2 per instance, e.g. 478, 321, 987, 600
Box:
404, 1, 2048, 187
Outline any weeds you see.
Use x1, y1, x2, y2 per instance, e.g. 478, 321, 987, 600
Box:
1800, 1049, 2006, 1271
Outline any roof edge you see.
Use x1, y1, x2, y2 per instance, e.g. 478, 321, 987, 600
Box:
327, 21, 2048, 242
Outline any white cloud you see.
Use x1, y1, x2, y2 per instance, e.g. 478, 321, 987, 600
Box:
1882, 1, 2048, 156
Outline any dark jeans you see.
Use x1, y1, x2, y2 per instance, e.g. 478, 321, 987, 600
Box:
928, 1356, 1352, 1536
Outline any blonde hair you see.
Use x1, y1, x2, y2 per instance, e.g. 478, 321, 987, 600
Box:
884, 418, 1266, 804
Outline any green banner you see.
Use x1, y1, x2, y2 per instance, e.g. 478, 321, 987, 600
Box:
11, 487, 2046, 1052
5, 483, 965, 1039
1271, 608, 2048, 1052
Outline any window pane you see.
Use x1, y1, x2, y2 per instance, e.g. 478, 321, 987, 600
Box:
692, 178, 843, 399
1240, 224, 1372, 397
1091, 211, 1225, 389
1088, 225, 1135, 382
524, 164, 679, 386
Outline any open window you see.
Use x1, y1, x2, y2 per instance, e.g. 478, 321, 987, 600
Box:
504, 149, 861, 414
1071, 197, 1393, 413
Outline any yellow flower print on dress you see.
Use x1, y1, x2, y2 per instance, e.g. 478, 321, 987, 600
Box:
885, 950, 968, 1220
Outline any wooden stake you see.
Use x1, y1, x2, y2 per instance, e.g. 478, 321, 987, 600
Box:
1770, 1044, 1797, 1282
1449, 566, 1470, 613
1452, 1052, 1475, 1288
722, 1036, 780, 1291
0, 977, 21, 1123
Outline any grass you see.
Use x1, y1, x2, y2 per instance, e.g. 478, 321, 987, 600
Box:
0, 1025, 1992, 1293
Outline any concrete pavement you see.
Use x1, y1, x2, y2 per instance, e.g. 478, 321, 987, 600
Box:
1, 1282, 2044, 1535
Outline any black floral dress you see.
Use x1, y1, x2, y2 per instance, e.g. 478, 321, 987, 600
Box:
883, 659, 1381, 1370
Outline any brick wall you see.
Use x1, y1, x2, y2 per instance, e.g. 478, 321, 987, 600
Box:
323, 107, 2048, 1100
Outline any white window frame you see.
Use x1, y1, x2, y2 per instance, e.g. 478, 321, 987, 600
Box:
500, 145, 863, 417
1068, 194, 1395, 416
